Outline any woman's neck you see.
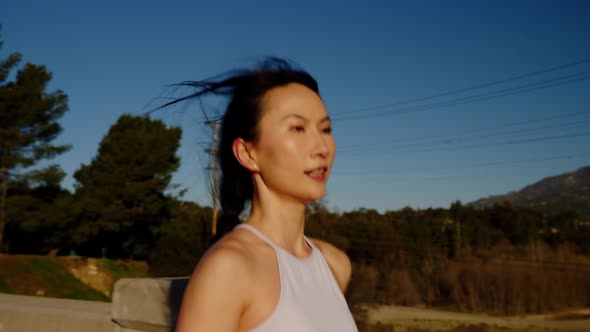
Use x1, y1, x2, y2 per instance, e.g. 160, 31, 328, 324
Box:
245, 188, 309, 256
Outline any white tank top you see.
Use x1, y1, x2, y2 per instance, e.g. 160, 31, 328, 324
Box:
235, 223, 359, 332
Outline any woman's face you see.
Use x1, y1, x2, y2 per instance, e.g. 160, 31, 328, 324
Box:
250, 83, 335, 203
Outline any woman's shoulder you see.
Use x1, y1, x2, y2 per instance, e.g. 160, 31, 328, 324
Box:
175, 230, 267, 331
198, 229, 262, 274
186, 231, 258, 300
173, 235, 249, 331
198, 228, 277, 278
309, 238, 352, 292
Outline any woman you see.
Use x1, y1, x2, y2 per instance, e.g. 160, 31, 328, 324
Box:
172, 58, 358, 332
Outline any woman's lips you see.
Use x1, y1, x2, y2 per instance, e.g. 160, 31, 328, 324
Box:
305, 167, 328, 181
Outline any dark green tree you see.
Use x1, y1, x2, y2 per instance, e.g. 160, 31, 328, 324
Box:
72, 114, 181, 258
0, 28, 70, 251
149, 201, 212, 277
5, 165, 70, 254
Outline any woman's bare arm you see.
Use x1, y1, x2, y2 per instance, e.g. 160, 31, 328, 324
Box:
175, 243, 252, 332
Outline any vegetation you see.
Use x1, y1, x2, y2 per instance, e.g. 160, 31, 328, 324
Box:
67, 114, 181, 259
1, 27, 588, 317
0, 26, 70, 251
98, 257, 151, 280
148, 201, 213, 277
0, 255, 109, 301
304, 203, 590, 315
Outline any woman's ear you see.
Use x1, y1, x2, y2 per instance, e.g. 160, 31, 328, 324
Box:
232, 138, 259, 172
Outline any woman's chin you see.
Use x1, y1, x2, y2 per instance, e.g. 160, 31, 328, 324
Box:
302, 190, 326, 202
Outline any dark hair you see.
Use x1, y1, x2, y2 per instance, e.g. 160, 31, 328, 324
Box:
159, 57, 319, 239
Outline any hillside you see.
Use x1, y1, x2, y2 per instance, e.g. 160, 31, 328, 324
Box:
469, 166, 590, 215
0, 254, 149, 301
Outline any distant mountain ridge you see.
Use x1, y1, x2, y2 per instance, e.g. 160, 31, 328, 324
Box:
469, 166, 590, 215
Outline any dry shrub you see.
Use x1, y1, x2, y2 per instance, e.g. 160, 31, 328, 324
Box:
349, 241, 590, 315
524, 241, 590, 265
444, 324, 495, 332
385, 269, 423, 306
348, 263, 380, 304
442, 259, 590, 314
363, 322, 395, 332
405, 329, 429, 332
443, 262, 483, 312
553, 242, 590, 265
405, 326, 495, 332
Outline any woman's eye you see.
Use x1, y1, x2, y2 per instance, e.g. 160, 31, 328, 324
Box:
322, 127, 332, 134
291, 126, 305, 132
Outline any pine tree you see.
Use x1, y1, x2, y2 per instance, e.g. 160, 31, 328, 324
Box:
72, 114, 181, 258
0, 27, 70, 251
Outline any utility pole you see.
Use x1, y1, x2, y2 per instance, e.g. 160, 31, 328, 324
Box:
456, 215, 461, 256
207, 120, 220, 236
450, 201, 461, 257
0, 167, 8, 252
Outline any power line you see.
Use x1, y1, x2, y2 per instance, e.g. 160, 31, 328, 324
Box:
338, 110, 590, 151
341, 131, 590, 156
339, 116, 590, 153
333, 71, 590, 121
332, 58, 590, 118
333, 153, 590, 176
398, 131, 590, 154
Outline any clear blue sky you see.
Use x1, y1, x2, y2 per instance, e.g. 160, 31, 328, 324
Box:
2, 1, 589, 212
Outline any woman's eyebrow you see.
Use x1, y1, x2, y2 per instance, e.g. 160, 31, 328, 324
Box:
281, 114, 331, 122
281, 113, 307, 121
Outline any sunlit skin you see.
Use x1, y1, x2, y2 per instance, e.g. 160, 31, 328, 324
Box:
250, 82, 335, 203
175, 83, 351, 332
238, 83, 335, 245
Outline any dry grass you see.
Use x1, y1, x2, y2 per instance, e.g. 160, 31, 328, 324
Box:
440, 259, 590, 314
348, 243, 590, 315
354, 304, 590, 332
0, 254, 149, 300
0, 254, 109, 301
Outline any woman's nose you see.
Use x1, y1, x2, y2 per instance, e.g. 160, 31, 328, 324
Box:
312, 130, 331, 158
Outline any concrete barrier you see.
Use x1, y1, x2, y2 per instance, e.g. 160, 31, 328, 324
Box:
112, 278, 188, 332
0, 293, 113, 332
0, 278, 189, 332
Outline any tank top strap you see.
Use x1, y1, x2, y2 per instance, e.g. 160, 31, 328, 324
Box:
234, 223, 281, 250
302, 235, 315, 250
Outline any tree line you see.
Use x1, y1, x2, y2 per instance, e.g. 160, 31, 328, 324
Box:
0, 28, 211, 276
303, 203, 589, 314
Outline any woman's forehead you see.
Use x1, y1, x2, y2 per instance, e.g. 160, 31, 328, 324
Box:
260, 83, 327, 121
